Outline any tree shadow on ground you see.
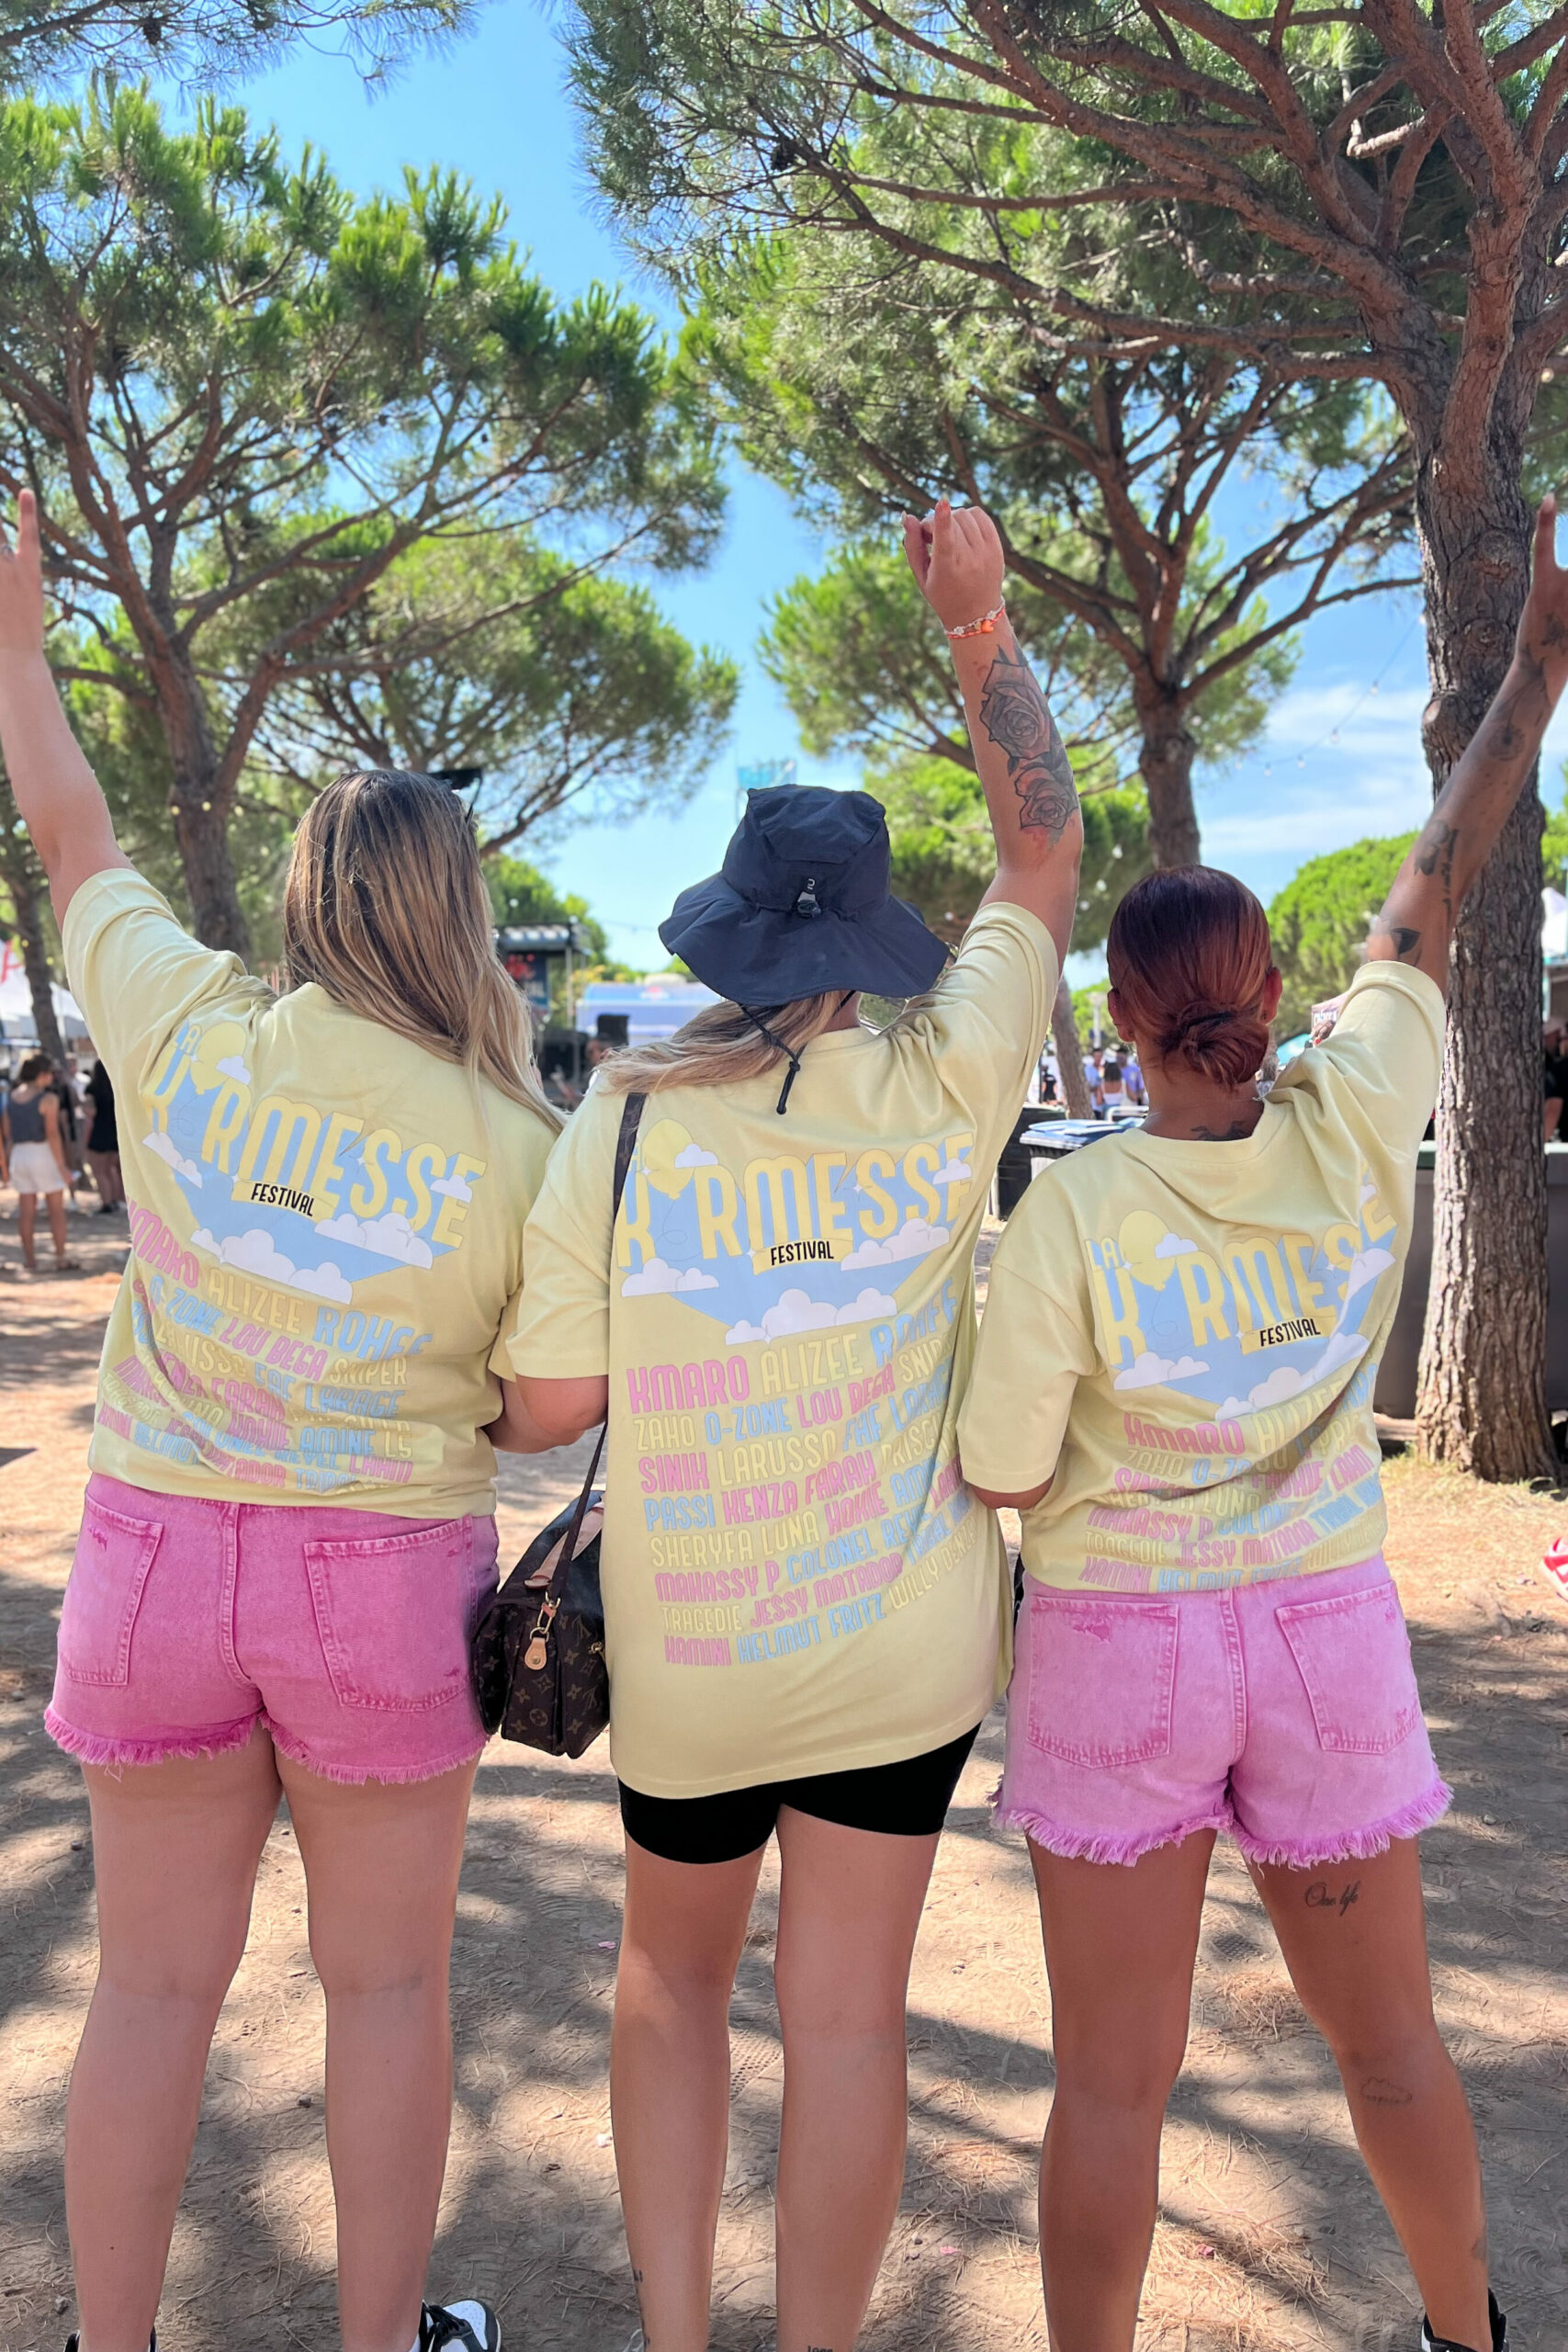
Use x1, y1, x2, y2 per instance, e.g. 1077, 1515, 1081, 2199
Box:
1, 1601, 1564, 2352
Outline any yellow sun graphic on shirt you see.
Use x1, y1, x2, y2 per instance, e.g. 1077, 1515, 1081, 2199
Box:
185, 1021, 254, 1099
641, 1118, 716, 1199
1117, 1210, 1180, 1292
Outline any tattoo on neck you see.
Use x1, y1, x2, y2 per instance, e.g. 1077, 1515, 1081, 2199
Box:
976, 643, 1079, 843
1188, 1117, 1256, 1140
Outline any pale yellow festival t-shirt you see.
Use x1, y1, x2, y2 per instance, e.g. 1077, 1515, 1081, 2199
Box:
63, 869, 556, 1518
959, 962, 1445, 1593
502, 904, 1057, 1797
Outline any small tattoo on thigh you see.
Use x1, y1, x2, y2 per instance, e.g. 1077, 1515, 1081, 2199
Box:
1360, 2075, 1415, 2106
1304, 1878, 1360, 1917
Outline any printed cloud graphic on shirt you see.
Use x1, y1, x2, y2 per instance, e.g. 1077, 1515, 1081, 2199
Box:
143, 1129, 203, 1183
315, 1210, 434, 1268
1341, 1246, 1396, 1302
608, 1122, 980, 1345
215, 1055, 252, 1086
1155, 1232, 1199, 1259
190, 1222, 353, 1303
841, 1216, 949, 1270
725, 1284, 899, 1345
623, 1256, 721, 1297
1113, 1350, 1209, 1391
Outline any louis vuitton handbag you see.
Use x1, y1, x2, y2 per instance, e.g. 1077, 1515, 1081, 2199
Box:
469, 1091, 644, 1758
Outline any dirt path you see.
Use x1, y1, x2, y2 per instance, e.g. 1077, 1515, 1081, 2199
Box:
3, 1205, 1565, 2350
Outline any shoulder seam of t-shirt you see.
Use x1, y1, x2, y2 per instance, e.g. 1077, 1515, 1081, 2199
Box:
1342, 958, 1446, 1019
958, 899, 1055, 956
62, 865, 174, 978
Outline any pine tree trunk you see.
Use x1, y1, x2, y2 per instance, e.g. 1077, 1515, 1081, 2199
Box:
173, 786, 252, 959
1052, 975, 1094, 1116
1136, 698, 1201, 869
0, 786, 67, 1069
1414, 458, 1554, 1479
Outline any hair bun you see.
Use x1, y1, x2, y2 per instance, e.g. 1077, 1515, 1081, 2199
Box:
1163, 998, 1268, 1089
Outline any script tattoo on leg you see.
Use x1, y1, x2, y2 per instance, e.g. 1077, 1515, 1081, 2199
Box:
977, 643, 1079, 843
1303, 1878, 1361, 1917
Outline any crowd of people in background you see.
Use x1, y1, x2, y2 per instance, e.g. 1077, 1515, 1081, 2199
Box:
0, 1042, 125, 1272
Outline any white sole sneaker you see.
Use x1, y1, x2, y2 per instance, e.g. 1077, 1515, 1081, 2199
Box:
420, 2301, 500, 2352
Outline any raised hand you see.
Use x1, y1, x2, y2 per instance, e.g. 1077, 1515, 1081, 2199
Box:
0, 491, 46, 664
1516, 493, 1568, 701
901, 498, 1006, 635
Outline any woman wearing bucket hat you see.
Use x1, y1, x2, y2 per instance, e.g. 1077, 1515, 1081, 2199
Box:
491, 503, 1083, 2351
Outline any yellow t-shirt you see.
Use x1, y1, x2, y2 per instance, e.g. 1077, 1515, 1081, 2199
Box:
63, 869, 556, 1518
501, 902, 1057, 1797
959, 962, 1445, 1593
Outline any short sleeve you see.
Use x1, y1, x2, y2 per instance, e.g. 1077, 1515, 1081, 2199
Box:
958, 1196, 1097, 1495
902, 901, 1057, 1144
1274, 961, 1445, 1166
492, 1086, 620, 1382
62, 869, 267, 1088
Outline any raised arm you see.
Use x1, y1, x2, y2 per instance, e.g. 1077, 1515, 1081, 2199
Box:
0, 492, 130, 922
1370, 493, 1568, 997
901, 502, 1083, 960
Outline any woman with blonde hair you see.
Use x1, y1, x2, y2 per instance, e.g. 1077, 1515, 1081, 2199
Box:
491, 502, 1084, 2352
0, 490, 560, 2352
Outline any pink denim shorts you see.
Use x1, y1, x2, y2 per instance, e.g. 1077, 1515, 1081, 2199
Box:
997, 1555, 1450, 1869
46, 1474, 499, 1785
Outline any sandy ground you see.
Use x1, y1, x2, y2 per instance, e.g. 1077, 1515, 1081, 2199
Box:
2, 1199, 1566, 2351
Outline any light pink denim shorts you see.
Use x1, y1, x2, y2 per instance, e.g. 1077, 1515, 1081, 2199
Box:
46, 1474, 499, 1784
997, 1554, 1450, 1869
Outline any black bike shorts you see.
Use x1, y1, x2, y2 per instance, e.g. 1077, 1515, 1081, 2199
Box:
617, 1723, 982, 1866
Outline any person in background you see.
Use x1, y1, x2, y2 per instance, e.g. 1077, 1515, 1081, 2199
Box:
0, 486, 565, 2352
957, 498, 1568, 2352
83, 1055, 124, 1213
1120, 1047, 1145, 1106
1542, 1019, 1566, 1141
491, 501, 1083, 2352
1099, 1056, 1132, 1115
3, 1049, 76, 1272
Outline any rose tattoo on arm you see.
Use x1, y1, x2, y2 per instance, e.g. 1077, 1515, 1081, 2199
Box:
977, 645, 1080, 843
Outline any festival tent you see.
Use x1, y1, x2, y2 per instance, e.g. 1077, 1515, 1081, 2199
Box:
0, 944, 89, 1044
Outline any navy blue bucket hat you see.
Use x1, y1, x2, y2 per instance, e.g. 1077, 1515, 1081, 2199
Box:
660, 786, 950, 1006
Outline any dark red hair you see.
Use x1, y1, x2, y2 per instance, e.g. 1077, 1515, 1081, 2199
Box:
1107, 867, 1277, 1090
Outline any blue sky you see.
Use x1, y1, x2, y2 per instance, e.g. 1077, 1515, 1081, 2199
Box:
220, 5, 1568, 973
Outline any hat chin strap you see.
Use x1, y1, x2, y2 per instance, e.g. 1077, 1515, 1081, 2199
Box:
741, 992, 856, 1115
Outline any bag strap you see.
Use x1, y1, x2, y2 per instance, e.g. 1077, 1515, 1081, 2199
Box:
528, 1090, 645, 1632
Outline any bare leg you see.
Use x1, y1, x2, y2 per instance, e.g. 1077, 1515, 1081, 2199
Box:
65, 1730, 282, 2352
1031, 1831, 1215, 2352
276, 1753, 479, 2352
773, 1811, 941, 2352
612, 1835, 763, 2352
1254, 1841, 1491, 2350
48, 1187, 69, 1260
19, 1190, 36, 1266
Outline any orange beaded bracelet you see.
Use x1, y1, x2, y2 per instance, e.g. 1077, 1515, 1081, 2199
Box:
945, 599, 1007, 639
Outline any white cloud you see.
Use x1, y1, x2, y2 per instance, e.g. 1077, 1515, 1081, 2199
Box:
1112, 1351, 1209, 1391
430, 1171, 472, 1202
1216, 1329, 1368, 1418
191, 1226, 217, 1254
316, 1209, 434, 1268
142, 1129, 202, 1185
199, 1225, 352, 1303
1359, 1181, 1377, 1205
622, 1256, 720, 1297
215, 1055, 252, 1086
931, 1153, 973, 1188
835, 1286, 898, 1325
842, 1216, 950, 1270
1154, 1233, 1199, 1259
1341, 1245, 1395, 1303
673, 1143, 717, 1168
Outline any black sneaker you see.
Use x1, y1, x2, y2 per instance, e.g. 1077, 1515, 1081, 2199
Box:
1421, 2291, 1507, 2352
419, 2303, 500, 2352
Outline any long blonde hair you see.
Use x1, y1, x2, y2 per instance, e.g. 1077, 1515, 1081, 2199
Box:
283, 769, 562, 1133
599, 991, 852, 1096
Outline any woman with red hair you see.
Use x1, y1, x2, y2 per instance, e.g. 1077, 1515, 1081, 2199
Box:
959, 501, 1568, 2352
